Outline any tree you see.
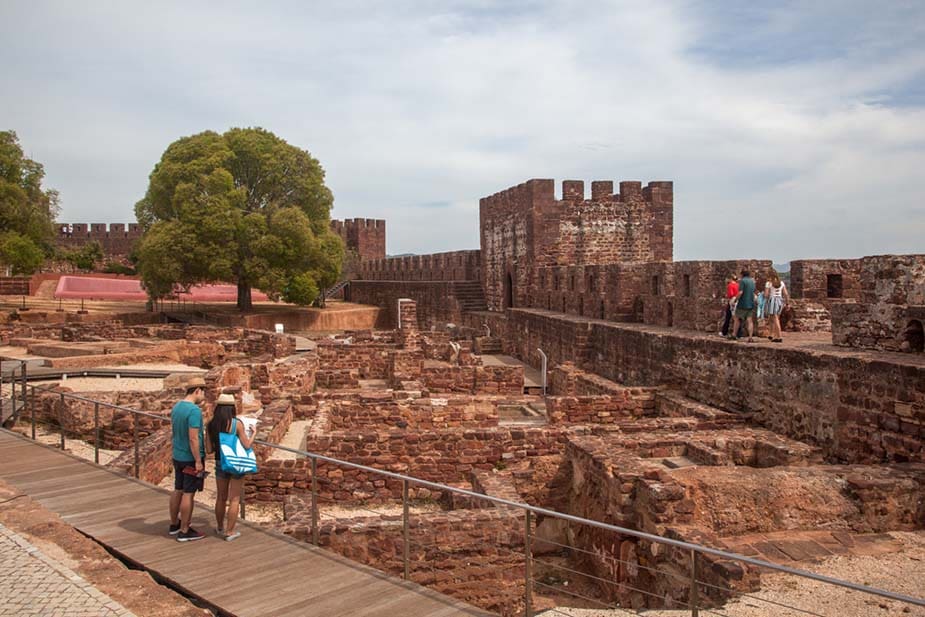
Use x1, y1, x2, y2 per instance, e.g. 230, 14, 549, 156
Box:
134, 128, 344, 310
61, 241, 103, 272
0, 232, 44, 275
0, 131, 59, 274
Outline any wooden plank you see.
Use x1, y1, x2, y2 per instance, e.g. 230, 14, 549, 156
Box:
0, 430, 492, 617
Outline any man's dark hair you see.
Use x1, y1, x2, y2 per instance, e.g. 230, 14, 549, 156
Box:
185, 385, 202, 396
741, 270, 750, 277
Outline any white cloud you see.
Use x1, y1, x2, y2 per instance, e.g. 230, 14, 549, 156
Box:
0, 0, 923, 262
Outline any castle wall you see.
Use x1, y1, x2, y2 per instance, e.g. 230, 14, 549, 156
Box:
55, 223, 142, 256
790, 259, 862, 302
466, 307, 925, 465
479, 179, 673, 312
357, 250, 480, 281
832, 254, 925, 352
330, 218, 386, 262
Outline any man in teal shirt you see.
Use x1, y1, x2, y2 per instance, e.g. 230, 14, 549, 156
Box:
731, 269, 757, 343
168, 379, 206, 542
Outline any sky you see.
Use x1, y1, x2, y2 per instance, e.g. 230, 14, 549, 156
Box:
2, 1, 924, 263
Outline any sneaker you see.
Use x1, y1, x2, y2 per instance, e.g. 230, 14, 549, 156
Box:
224, 531, 241, 542
168, 522, 181, 536
215, 528, 224, 537
177, 527, 205, 542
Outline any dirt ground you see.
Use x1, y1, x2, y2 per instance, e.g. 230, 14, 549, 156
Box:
0, 480, 209, 617
536, 530, 925, 616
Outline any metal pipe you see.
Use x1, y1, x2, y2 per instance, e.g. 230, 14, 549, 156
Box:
310, 457, 319, 546
133, 412, 139, 479
20, 361, 26, 417
689, 548, 699, 617
93, 402, 100, 464
402, 479, 410, 581
524, 510, 533, 617
536, 348, 547, 397
59, 392, 65, 450
30, 385, 35, 440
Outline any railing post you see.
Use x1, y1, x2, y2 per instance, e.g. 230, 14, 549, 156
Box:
310, 457, 319, 546
30, 385, 35, 440
690, 548, 699, 617
58, 392, 65, 450
93, 402, 100, 464
10, 363, 17, 417
20, 361, 27, 415
402, 479, 410, 581
524, 510, 533, 617
133, 412, 139, 479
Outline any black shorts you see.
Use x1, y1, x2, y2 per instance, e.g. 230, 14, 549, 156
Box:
173, 459, 203, 494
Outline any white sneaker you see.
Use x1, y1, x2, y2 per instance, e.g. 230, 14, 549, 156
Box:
224, 531, 241, 542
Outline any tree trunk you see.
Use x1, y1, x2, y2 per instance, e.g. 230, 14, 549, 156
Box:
237, 281, 253, 311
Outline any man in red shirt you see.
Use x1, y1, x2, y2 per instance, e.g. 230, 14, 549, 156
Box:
720, 274, 738, 336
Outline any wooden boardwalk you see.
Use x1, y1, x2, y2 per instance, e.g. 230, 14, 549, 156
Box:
0, 429, 492, 617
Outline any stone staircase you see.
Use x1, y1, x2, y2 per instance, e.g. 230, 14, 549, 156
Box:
451, 281, 487, 313
476, 336, 503, 355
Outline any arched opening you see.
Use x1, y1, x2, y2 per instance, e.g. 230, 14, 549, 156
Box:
667, 302, 674, 327
504, 272, 514, 309
905, 319, 924, 352
579, 297, 584, 316
600, 301, 605, 320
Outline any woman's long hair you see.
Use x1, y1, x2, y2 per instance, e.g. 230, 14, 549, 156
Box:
207, 404, 237, 451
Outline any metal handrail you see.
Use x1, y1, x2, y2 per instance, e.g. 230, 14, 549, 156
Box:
17, 382, 925, 612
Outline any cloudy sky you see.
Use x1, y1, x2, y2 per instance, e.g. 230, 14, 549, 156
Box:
2, 1, 924, 262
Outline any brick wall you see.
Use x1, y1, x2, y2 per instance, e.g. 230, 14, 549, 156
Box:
247, 427, 568, 503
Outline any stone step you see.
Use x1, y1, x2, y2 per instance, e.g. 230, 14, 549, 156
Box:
655, 391, 743, 425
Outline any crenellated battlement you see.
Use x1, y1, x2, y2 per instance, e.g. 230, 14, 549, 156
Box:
478, 177, 674, 311
57, 223, 143, 239
331, 218, 386, 262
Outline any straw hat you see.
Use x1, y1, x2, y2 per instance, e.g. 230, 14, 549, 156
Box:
216, 393, 236, 406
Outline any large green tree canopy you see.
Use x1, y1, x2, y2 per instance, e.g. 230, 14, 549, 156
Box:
0, 131, 59, 275
134, 128, 344, 309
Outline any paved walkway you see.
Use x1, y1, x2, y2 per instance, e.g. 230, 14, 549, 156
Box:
0, 523, 135, 617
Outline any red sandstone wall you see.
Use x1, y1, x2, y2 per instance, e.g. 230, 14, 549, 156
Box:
479, 178, 674, 312
330, 218, 386, 262
789, 259, 861, 303
55, 223, 141, 256
472, 308, 924, 464
357, 250, 481, 281
832, 255, 925, 352
347, 281, 470, 328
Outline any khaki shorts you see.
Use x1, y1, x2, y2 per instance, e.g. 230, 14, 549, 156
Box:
735, 307, 755, 320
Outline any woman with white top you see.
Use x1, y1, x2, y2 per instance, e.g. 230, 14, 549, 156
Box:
764, 272, 789, 343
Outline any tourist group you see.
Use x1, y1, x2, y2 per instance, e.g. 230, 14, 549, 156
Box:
720, 270, 790, 344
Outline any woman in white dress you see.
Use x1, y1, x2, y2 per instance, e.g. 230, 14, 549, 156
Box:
764, 272, 789, 343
